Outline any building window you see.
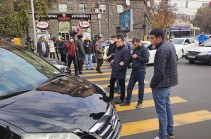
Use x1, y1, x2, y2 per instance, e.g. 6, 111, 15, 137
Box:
79, 4, 87, 12
202, 3, 209, 8
59, 4, 67, 12
99, 4, 106, 13
117, 5, 123, 13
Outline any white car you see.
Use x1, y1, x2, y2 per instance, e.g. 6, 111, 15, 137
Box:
170, 38, 198, 55
185, 38, 211, 64
142, 41, 183, 64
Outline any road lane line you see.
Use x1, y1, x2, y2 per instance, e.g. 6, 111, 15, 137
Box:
116, 96, 187, 112
98, 81, 149, 88
80, 72, 111, 77
121, 110, 211, 137
107, 88, 152, 97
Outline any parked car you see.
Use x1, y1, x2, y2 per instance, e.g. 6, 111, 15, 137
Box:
185, 38, 211, 64
170, 38, 198, 55
0, 42, 121, 139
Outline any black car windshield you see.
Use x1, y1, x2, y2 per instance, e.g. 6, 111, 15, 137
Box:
170, 39, 184, 45
0, 44, 61, 96
203, 39, 211, 47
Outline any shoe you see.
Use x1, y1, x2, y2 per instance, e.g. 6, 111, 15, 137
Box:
79, 71, 82, 74
115, 99, 123, 104
168, 133, 174, 138
90, 68, 94, 70
108, 85, 110, 87
154, 136, 159, 139
97, 71, 103, 74
136, 103, 142, 108
119, 101, 130, 106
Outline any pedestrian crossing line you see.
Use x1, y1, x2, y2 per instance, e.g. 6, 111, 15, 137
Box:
107, 88, 152, 97
98, 81, 150, 88
72, 69, 111, 73
121, 110, 211, 137
70, 65, 111, 70
80, 72, 111, 77
115, 96, 187, 112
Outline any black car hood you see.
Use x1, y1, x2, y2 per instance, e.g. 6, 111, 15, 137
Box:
0, 75, 108, 133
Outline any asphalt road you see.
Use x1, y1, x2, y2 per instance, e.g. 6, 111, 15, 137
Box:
81, 57, 211, 139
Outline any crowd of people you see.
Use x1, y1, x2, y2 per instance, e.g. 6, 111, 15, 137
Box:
21, 28, 177, 139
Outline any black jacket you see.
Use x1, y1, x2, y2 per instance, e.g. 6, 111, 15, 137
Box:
108, 42, 117, 56
131, 45, 149, 71
84, 40, 94, 54
150, 40, 178, 88
76, 39, 86, 62
57, 41, 67, 55
111, 45, 130, 79
37, 41, 49, 57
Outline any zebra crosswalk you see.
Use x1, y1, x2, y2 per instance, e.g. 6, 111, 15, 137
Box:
71, 62, 211, 138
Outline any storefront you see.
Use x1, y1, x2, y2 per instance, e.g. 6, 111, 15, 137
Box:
35, 14, 91, 40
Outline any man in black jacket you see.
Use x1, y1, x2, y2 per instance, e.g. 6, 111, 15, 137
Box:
109, 34, 130, 104
150, 28, 178, 139
120, 38, 149, 108
76, 35, 86, 74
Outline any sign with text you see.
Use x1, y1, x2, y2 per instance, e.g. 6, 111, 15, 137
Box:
120, 9, 133, 32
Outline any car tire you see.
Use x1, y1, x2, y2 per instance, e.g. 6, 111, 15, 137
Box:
189, 60, 195, 64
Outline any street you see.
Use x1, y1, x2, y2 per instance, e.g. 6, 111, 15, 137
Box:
78, 57, 211, 139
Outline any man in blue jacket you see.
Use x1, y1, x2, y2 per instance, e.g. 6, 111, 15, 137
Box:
120, 38, 149, 108
109, 34, 130, 104
150, 28, 178, 139
198, 32, 208, 44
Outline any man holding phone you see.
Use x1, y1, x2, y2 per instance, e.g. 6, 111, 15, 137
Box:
120, 38, 149, 108
109, 34, 130, 104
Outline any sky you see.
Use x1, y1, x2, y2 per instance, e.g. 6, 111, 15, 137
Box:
154, 0, 211, 15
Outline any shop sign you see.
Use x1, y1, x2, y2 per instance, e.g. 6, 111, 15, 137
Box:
59, 21, 71, 31
80, 21, 90, 28
37, 21, 48, 28
58, 14, 71, 20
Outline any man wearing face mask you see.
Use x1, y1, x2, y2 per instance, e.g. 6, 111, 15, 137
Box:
67, 37, 79, 76
108, 35, 117, 60
84, 37, 94, 70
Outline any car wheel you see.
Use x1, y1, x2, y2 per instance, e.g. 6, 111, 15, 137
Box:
189, 60, 195, 64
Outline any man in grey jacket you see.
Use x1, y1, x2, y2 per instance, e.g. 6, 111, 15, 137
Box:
37, 36, 50, 58
150, 28, 178, 139
95, 36, 104, 73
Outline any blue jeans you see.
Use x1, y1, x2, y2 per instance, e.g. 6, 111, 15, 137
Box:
125, 70, 146, 104
85, 54, 93, 69
152, 88, 174, 139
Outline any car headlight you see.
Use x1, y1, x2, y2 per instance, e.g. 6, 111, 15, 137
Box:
21, 133, 81, 139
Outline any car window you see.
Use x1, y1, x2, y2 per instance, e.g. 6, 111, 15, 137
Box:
0, 46, 60, 96
171, 39, 184, 45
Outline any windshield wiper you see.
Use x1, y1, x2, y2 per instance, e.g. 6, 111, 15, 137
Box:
0, 90, 31, 100
40, 73, 66, 85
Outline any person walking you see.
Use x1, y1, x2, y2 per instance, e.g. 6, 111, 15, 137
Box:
67, 37, 79, 76
57, 37, 67, 63
48, 39, 56, 59
76, 35, 86, 74
84, 37, 94, 70
95, 36, 104, 74
25, 37, 35, 53
37, 36, 50, 58
120, 38, 149, 108
198, 32, 208, 45
109, 34, 130, 104
149, 28, 178, 139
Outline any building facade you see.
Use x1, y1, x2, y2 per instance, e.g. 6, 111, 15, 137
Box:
28, 0, 151, 41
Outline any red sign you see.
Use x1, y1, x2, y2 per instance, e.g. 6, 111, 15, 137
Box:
58, 17, 71, 20
37, 21, 48, 28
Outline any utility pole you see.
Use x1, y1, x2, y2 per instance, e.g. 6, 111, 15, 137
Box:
30, 0, 37, 53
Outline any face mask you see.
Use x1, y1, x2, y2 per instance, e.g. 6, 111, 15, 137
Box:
110, 40, 114, 44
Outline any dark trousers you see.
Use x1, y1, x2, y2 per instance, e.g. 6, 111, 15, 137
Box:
68, 55, 78, 76
126, 69, 146, 104
61, 54, 67, 63
109, 78, 125, 101
50, 52, 55, 59
96, 59, 103, 71
78, 61, 84, 73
